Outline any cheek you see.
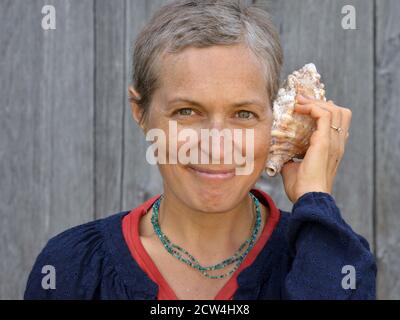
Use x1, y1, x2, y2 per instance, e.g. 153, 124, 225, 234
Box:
253, 123, 272, 161
254, 133, 270, 158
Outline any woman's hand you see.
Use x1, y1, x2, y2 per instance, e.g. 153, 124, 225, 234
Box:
280, 94, 352, 203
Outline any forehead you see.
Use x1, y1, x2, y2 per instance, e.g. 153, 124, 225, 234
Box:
156, 44, 269, 103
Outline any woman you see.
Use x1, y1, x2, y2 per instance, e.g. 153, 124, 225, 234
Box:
24, 0, 376, 300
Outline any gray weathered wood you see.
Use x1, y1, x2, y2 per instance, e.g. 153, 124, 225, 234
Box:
122, 0, 167, 211
0, 0, 94, 299
375, 0, 400, 300
95, 0, 125, 218
256, 1, 374, 249
0, 0, 399, 300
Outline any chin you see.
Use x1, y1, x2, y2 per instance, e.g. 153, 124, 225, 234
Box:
165, 164, 255, 211
190, 193, 235, 213
184, 180, 243, 212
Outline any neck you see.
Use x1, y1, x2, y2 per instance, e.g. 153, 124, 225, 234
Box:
145, 186, 265, 264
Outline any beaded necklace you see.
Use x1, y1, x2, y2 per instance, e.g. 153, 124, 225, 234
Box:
151, 192, 262, 279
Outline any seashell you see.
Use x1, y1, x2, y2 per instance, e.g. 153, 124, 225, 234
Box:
265, 63, 326, 176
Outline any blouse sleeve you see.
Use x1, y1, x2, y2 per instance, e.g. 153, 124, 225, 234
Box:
24, 219, 106, 299
283, 192, 377, 300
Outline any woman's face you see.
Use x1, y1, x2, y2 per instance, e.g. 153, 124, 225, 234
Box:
133, 43, 273, 213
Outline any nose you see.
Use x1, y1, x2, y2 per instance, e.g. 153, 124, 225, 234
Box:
200, 116, 233, 165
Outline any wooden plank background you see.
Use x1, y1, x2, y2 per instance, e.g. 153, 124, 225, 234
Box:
0, 0, 94, 299
375, 0, 400, 300
0, 0, 398, 299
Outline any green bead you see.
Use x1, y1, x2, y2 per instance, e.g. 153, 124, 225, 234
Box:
150, 191, 263, 279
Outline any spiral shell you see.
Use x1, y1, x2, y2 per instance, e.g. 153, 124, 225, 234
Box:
265, 63, 326, 176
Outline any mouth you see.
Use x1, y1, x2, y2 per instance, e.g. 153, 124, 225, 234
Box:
187, 165, 236, 180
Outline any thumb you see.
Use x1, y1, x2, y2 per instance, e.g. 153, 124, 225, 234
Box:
280, 160, 299, 184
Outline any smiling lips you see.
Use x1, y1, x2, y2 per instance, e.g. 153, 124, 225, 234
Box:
187, 165, 236, 179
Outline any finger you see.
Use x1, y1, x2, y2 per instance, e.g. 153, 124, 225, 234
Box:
293, 103, 332, 145
280, 160, 299, 186
328, 104, 352, 148
296, 97, 341, 135
322, 102, 352, 137
280, 159, 297, 177
338, 106, 352, 139
324, 102, 344, 178
297, 101, 343, 168
336, 107, 352, 162
325, 100, 343, 157
296, 93, 318, 104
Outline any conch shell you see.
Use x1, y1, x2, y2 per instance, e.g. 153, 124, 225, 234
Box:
265, 63, 326, 176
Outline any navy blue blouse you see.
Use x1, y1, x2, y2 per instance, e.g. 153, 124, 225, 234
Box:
24, 191, 377, 299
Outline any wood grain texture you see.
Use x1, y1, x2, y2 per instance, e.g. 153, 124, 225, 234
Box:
0, 0, 399, 300
375, 0, 400, 300
122, 0, 167, 211
0, 0, 94, 299
95, 0, 125, 218
255, 0, 374, 248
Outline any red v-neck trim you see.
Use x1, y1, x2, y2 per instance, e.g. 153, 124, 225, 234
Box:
122, 188, 281, 300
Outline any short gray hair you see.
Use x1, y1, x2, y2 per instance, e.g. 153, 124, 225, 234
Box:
131, 0, 283, 124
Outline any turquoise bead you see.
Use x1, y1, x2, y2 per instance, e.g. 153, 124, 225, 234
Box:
151, 192, 262, 279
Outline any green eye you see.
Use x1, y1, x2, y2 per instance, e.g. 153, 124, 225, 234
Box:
177, 108, 194, 116
236, 110, 255, 119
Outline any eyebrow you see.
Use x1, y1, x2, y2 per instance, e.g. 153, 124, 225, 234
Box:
167, 97, 266, 109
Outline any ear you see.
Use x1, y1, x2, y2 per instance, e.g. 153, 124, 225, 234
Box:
128, 85, 146, 131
